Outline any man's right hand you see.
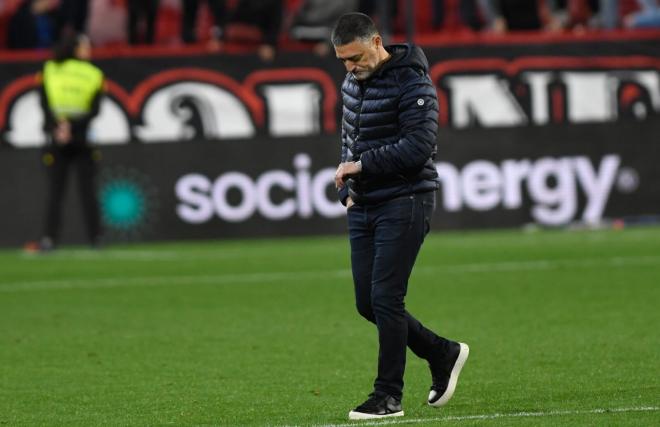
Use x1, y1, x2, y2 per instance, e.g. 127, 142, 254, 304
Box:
335, 161, 361, 189
54, 120, 71, 145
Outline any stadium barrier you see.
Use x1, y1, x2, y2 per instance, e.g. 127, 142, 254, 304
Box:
0, 34, 658, 245
0, 121, 658, 246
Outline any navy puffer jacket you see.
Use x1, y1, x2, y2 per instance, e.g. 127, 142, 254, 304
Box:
339, 43, 440, 206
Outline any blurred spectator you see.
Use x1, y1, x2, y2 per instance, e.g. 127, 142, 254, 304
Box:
86, 0, 127, 46
181, 0, 226, 46
358, 0, 398, 17
431, 0, 493, 31
599, 0, 620, 28
625, 0, 660, 28
8, 0, 57, 50
492, 0, 542, 31
289, 0, 357, 56
542, 0, 660, 31
459, 0, 489, 30
58, 0, 90, 34
488, 0, 562, 32
230, 0, 283, 61
359, 0, 397, 34
129, 0, 160, 45
549, 0, 616, 31
565, 0, 595, 29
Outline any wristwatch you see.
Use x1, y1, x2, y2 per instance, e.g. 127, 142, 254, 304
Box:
355, 160, 362, 172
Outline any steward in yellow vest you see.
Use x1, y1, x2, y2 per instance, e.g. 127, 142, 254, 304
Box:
40, 35, 104, 146
35, 33, 104, 251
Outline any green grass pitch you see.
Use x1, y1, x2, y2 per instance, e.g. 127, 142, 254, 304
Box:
1, 227, 659, 426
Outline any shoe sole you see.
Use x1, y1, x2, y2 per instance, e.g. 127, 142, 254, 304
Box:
348, 410, 404, 420
428, 342, 469, 407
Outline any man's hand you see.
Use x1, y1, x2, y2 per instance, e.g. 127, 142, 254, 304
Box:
257, 44, 275, 62
335, 161, 361, 189
54, 120, 71, 145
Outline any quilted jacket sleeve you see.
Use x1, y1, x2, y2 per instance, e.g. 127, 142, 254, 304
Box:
359, 68, 439, 176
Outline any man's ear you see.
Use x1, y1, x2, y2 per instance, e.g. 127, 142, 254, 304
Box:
372, 35, 382, 49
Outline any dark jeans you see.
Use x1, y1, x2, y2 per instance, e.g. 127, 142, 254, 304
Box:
44, 144, 100, 245
128, 0, 159, 45
432, 0, 484, 30
181, 0, 226, 44
58, 0, 89, 34
347, 192, 452, 399
231, 0, 283, 47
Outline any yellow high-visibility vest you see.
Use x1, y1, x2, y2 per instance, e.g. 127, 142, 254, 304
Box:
42, 59, 104, 120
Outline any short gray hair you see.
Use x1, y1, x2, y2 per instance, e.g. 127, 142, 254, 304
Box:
331, 13, 379, 46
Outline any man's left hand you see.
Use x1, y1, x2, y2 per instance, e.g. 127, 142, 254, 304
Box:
335, 162, 361, 189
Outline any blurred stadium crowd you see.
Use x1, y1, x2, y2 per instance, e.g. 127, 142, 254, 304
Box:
1, 0, 659, 57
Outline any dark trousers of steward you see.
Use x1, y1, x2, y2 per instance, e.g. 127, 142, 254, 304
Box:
44, 143, 100, 245
347, 191, 452, 399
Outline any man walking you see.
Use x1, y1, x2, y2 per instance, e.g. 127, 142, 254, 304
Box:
332, 13, 469, 420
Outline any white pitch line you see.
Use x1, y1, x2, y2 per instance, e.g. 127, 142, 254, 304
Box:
422, 254, 660, 274
19, 249, 263, 262
0, 270, 352, 293
296, 406, 659, 427
1, 255, 659, 293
